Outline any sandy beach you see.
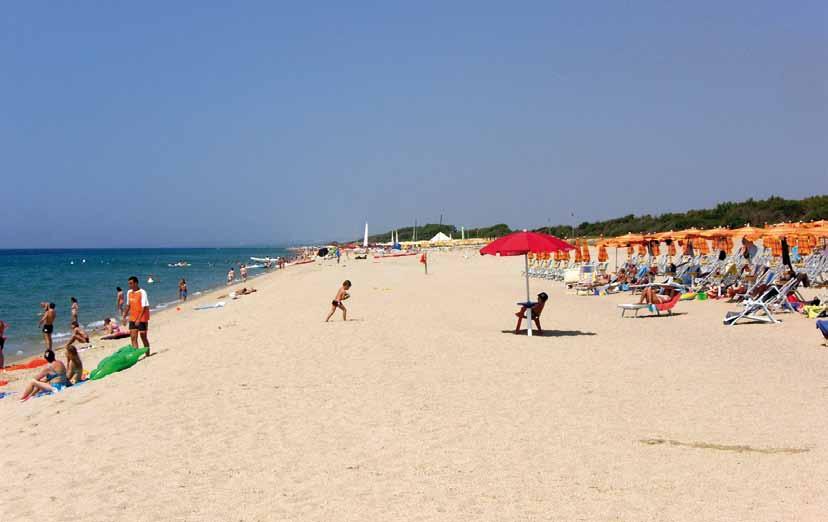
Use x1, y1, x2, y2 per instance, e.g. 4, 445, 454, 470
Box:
1, 251, 826, 521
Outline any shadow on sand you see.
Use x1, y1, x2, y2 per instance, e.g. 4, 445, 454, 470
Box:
626, 312, 688, 319
502, 329, 597, 337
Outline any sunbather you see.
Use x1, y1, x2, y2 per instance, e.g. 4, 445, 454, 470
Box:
19, 350, 71, 401
514, 292, 549, 334
638, 286, 679, 305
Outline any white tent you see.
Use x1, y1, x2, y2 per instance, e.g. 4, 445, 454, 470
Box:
430, 232, 451, 242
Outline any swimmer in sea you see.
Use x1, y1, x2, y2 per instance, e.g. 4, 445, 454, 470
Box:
325, 280, 352, 322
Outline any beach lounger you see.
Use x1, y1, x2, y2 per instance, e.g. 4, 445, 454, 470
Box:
722, 278, 798, 326
618, 293, 681, 318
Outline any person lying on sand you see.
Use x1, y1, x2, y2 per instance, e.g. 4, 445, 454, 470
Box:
19, 350, 71, 401
325, 280, 352, 322
515, 292, 548, 334
230, 287, 258, 299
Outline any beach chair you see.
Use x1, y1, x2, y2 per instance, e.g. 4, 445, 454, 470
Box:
722, 277, 798, 326
575, 264, 596, 291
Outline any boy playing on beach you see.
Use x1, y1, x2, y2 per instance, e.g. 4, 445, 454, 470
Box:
123, 276, 152, 356
325, 280, 352, 322
39, 302, 56, 350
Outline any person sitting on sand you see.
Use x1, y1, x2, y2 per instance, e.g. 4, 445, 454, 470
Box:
638, 286, 679, 305
67, 321, 90, 346
325, 280, 352, 322
65, 344, 84, 384
514, 292, 548, 334
19, 350, 71, 401
103, 317, 120, 335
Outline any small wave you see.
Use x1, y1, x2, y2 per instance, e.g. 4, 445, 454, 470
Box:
86, 320, 105, 329
52, 331, 72, 340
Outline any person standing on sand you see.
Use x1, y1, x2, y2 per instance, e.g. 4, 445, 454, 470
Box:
227, 267, 235, 285
70, 297, 79, 324
116, 286, 125, 317
179, 279, 188, 302
325, 280, 352, 322
240, 264, 248, 283
39, 302, 56, 350
123, 276, 151, 356
0, 319, 7, 369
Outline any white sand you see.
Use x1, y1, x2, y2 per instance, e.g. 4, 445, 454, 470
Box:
1, 251, 826, 521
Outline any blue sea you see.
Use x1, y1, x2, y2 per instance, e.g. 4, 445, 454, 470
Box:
0, 248, 291, 363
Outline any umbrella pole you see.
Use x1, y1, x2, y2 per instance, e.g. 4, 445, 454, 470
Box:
525, 253, 532, 337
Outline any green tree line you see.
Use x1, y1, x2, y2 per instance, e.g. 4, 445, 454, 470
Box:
363, 195, 827, 242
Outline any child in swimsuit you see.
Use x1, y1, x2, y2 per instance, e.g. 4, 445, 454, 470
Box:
325, 280, 352, 322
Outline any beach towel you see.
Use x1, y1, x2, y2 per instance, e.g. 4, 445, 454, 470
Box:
804, 305, 828, 319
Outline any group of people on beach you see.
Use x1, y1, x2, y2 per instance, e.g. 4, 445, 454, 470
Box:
9, 276, 153, 401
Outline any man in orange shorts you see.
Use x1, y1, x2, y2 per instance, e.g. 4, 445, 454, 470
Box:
122, 276, 151, 356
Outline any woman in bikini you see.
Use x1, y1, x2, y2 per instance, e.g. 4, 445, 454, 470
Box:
20, 350, 72, 400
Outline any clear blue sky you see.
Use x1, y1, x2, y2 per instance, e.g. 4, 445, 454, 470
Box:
2, 2, 825, 247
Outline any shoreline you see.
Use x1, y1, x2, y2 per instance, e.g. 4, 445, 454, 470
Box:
1, 261, 297, 367
0, 258, 295, 366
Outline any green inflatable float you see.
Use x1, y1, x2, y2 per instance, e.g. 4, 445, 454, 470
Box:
89, 345, 148, 380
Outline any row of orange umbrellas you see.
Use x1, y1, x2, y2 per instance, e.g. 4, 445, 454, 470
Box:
526, 221, 825, 263
598, 221, 828, 248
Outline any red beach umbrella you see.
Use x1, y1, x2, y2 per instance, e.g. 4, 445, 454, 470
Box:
480, 231, 576, 336
479, 230, 575, 257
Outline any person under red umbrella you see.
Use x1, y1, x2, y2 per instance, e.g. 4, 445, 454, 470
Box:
480, 230, 575, 336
